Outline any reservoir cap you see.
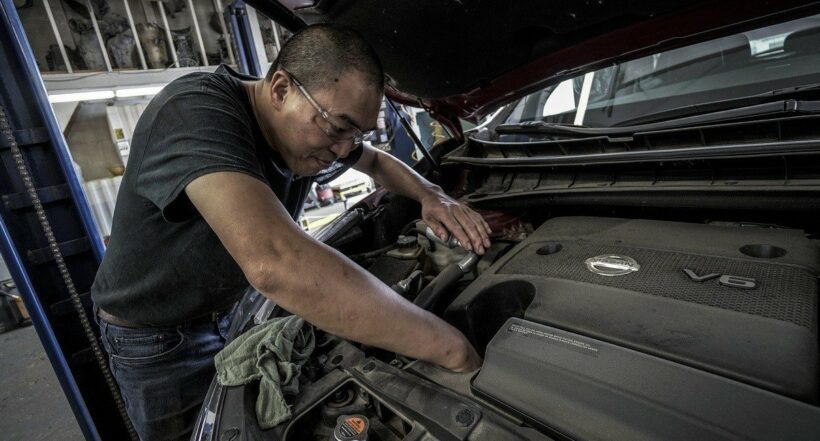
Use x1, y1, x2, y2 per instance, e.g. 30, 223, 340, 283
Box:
333, 414, 369, 441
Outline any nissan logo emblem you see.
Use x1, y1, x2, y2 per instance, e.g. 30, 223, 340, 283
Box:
585, 255, 640, 276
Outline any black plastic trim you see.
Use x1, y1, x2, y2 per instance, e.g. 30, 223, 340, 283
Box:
473, 318, 820, 441
446, 138, 820, 167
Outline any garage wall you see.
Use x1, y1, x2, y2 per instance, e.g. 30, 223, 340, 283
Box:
64, 102, 123, 181
15, 0, 62, 72
52, 102, 79, 133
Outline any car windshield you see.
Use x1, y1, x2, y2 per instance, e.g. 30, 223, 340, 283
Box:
503, 14, 820, 128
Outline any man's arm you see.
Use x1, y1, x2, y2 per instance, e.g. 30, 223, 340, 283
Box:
186, 171, 481, 371
354, 144, 491, 254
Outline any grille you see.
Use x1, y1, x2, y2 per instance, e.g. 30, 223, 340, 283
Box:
499, 242, 818, 330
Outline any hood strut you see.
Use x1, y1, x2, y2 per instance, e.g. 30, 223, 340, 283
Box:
386, 99, 439, 169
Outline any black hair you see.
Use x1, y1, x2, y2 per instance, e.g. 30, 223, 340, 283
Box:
265, 24, 384, 93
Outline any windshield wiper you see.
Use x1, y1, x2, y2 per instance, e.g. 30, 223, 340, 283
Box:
613, 82, 820, 127
496, 99, 820, 138
496, 83, 820, 138
495, 121, 599, 136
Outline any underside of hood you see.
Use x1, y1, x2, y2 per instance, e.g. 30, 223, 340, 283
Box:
250, 0, 820, 121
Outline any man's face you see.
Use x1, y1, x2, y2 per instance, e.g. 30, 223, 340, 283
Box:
268, 70, 382, 176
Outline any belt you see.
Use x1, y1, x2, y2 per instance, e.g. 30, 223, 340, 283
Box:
96, 307, 229, 328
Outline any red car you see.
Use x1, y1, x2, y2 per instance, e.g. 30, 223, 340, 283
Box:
193, 2, 820, 440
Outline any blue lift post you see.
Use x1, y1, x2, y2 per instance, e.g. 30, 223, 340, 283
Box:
0, 0, 132, 439
227, 0, 264, 77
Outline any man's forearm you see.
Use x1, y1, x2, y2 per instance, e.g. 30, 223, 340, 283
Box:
252, 232, 475, 370
358, 147, 492, 253
187, 171, 481, 371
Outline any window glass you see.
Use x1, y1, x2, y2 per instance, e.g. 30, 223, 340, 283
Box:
503, 14, 820, 127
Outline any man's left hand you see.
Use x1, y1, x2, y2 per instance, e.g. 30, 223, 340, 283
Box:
420, 191, 492, 254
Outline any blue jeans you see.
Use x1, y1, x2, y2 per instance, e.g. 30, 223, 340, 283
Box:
98, 313, 232, 441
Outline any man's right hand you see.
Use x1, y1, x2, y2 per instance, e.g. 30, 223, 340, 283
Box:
440, 335, 483, 372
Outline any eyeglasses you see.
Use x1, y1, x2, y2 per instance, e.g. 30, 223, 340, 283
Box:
284, 70, 373, 144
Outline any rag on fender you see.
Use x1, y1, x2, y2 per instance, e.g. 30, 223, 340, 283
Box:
214, 314, 315, 428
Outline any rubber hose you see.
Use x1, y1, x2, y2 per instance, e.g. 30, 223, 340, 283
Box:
413, 262, 466, 310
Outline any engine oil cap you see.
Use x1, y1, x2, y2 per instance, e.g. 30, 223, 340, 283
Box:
334, 414, 369, 441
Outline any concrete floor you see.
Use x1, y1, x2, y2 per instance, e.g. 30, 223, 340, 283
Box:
0, 325, 84, 441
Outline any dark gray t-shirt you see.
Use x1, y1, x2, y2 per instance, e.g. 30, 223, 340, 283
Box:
91, 65, 360, 326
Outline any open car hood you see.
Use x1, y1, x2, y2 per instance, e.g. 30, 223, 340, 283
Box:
249, 0, 820, 121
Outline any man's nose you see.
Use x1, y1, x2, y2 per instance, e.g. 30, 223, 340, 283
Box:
329, 140, 355, 159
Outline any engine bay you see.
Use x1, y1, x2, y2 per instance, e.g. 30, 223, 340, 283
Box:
209, 197, 820, 441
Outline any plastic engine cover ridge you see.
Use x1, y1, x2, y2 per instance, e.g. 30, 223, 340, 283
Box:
472, 318, 820, 441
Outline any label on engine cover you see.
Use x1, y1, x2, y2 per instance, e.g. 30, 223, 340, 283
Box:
508, 323, 599, 357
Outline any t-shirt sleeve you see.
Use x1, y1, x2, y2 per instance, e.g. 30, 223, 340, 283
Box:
135, 82, 266, 222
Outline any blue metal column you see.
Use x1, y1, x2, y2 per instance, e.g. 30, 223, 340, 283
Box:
0, 1, 132, 439
226, 0, 263, 77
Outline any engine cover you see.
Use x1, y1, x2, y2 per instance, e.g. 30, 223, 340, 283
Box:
446, 216, 819, 402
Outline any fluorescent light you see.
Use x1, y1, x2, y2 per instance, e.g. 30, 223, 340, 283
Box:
115, 86, 165, 98
47, 85, 165, 103
48, 90, 115, 103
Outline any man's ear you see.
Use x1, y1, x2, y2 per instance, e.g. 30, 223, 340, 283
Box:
268, 70, 290, 111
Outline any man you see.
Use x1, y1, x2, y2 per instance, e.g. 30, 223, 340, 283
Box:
91, 24, 488, 440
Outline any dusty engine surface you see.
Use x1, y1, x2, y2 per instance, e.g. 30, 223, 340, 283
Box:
446, 216, 820, 401
212, 215, 820, 441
